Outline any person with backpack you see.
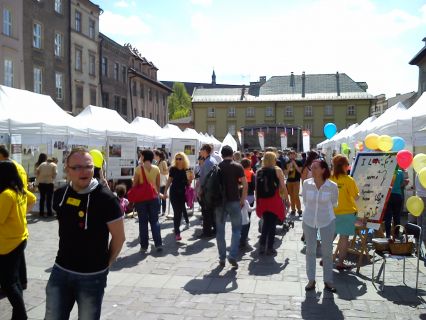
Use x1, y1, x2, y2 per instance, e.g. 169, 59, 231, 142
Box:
214, 145, 247, 268
256, 152, 289, 255
198, 144, 218, 238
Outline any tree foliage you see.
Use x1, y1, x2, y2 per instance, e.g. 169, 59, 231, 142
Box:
168, 82, 191, 120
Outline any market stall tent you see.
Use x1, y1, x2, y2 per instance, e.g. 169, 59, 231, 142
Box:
129, 117, 162, 147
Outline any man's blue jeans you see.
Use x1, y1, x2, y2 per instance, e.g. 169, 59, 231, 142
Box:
215, 201, 242, 261
45, 265, 108, 320
135, 197, 162, 249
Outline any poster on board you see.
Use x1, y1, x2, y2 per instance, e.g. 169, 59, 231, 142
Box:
171, 138, 198, 168
106, 137, 137, 180
350, 152, 398, 227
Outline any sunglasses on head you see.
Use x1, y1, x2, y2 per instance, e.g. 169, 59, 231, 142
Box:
176, 158, 183, 160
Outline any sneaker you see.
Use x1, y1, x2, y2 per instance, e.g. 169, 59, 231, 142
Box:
297, 210, 303, 217
175, 234, 182, 241
219, 260, 225, 267
227, 257, 238, 268
290, 210, 296, 216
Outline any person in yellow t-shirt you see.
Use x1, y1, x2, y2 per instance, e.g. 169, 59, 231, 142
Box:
0, 160, 36, 319
330, 154, 359, 270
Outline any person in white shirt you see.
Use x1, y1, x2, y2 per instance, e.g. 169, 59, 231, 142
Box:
302, 159, 338, 293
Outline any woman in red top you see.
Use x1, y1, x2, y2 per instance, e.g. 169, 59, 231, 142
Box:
256, 152, 289, 255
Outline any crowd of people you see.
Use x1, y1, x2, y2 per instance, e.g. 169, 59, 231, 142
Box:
1, 142, 425, 319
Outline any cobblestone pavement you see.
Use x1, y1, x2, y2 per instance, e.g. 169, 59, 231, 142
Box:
1, 202, 426, 319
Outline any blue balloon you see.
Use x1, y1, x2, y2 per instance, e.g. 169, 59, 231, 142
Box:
392, 136, 405, 152
324, 123, 337, 139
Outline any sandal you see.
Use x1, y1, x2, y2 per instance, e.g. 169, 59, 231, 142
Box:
305, 281, 316, 291
324, 283, 337, 293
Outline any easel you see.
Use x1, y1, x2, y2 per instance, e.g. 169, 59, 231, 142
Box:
348, 225, 371, 273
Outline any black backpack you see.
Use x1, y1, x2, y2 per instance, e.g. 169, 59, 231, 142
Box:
202, 165, 225, 208
256, 167, 279, 198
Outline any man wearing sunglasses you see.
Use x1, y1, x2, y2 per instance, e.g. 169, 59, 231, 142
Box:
45, 147, 125, 320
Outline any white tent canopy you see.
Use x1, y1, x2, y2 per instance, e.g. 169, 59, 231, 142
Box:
221, 132, 238, 153
129, 117, 162, 146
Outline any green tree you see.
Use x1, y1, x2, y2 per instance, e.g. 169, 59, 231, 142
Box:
168, 82, 191, 120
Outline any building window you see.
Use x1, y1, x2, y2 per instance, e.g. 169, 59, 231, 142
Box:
102, 92, 109, 108
54, 0, 62, 14
75, 10, 81, 32
139, 84, 144, 98
324, 105, 333, 116
54, 33, 63, 57
121, 98, 127, 115
228, 106, 236, 117
90, 88, 96, 105
246, 107, 255, 118
228, 124, 236, 135
207, 107, 215, 118
207, 124, 215, 135
304, 105, 313, 117
33, 67, 42, 93
113, 63, 119, 81
3, 8, 12, 37
33, 22, 42, 48
114, 95, 120, 112
132, 81, 137, 96
148, 88, 152, 101
89, 19, 95, 39
122, 66, 126, 83
89, 54, 95, 76
75, 48, 82, 71
304, 122, 313, 132
347, 105, 356, 116
3, 59, 13, 87
55, 72, 63, 100
285, 106, 293, 117
265, 106, 274, 117
101, 57, 107, 76
75, 85, 83, 109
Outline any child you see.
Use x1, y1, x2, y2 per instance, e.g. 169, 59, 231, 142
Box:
115, 184, 129, 216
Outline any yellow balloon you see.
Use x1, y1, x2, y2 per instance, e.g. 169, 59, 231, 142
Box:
365, 133, 379, 150
89, 149, 104, 168
419, 168, 426, 189
413, 153, 426, 173
377, 135, 393, 152
406, 196, 424, 217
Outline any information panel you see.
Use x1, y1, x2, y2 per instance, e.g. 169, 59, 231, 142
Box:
351, 152, 398, 223
106, 137, 137, 180
171, 138, 199, 169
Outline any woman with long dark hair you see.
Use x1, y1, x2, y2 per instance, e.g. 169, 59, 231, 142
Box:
0, 160, 36, 319
301, 151, 319, 183
302, 159, 338, 293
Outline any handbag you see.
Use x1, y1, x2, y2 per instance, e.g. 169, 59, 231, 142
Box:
127, 167, 158, 203
185, 185, 195, 209
389, 225, 414, 256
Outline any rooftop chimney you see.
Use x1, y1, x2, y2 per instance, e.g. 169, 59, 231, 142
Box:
301, 72, 306, 98
259, 76, 266, 84
336, 71, 340, 96
240, 85, 246, 101
290, 72, 295, 87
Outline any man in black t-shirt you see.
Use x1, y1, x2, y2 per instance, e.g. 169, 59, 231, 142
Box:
45, 147, 125, 320
215, 146, 248, 268
285, 150, 303, 216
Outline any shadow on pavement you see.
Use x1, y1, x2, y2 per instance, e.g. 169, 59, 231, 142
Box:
110, 251, 147, 271
333, 271, 367, 300
301, 296, 344, 320
183, 265, 237, 294
248, 257, 290, 276
377, 285, 426, 307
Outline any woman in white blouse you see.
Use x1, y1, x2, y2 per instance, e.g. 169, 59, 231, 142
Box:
302, 159, 338, 293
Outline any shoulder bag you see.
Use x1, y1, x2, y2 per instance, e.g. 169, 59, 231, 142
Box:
127, 166, 158, 203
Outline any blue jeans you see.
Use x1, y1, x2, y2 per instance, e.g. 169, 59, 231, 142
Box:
45, 265, 108, 320
135, 197, 162, 249
215, 201, 242, 261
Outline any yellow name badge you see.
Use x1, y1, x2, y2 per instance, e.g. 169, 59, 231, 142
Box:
66, 197, 81, 207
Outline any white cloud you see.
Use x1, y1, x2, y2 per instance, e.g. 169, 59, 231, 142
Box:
100, 11, 151, 38
191, 0, 213, 6
114, 1, 128, 8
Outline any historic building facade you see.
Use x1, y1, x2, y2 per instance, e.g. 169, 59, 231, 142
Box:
193, 72, 375, 148
22, 0, 71, 111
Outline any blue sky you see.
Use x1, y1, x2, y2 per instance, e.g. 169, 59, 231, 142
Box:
98, 0, 426, 98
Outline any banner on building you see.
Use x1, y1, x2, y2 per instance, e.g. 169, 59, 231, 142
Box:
236, 130, 242, 145
258, 131, 265, 150
302, 130, 310, 152
280, 132, 287, 150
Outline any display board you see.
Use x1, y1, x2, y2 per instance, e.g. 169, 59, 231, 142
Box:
171, 138, 199, 168
350, 152, 398, 225
106, 137, 137, 180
